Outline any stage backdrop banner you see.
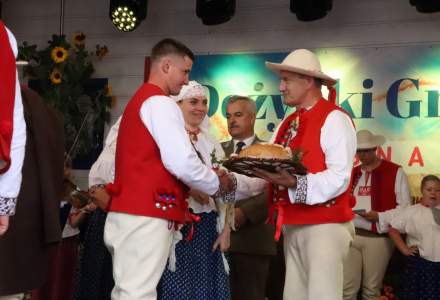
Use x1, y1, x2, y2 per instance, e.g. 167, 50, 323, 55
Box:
189, 46, 440, 195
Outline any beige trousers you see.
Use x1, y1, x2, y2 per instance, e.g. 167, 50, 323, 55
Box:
343, 234, 394, 300
283, 222, 355, 300
104, 212, 173, 300
0, 294, 25, 300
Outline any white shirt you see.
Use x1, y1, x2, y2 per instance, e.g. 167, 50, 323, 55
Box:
272, 109, 357, 205
140, 96, 219, 196
89, 118, 120, 187
91, 96, 220, 197
186, 130, 224, 214
353, 167, 411, 232
390, 203, 440, 262
89, 98, 264, 211
0, 27, 27, 215
233, 135, 256, 153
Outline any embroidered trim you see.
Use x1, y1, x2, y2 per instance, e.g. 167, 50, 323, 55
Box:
294, 175, 307, 204
0, 196, 17, 215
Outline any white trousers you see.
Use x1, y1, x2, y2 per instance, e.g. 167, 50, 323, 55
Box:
104, 212, 173, 300
0, 294, 25, 300
343, 234, 394, 300
283, 222, 354, 300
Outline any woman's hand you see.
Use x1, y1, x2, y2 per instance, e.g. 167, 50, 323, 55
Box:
212, 226, 231, 252
89, 186, 111, 211
403, 245, 419, 256
82, 202, 97, 214
190, 189, 210, 205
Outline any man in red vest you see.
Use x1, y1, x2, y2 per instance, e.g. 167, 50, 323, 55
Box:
0, 22, 26, 238
343, 130, 411, 300
102, 39, 232, 300
254, 49, 357, 300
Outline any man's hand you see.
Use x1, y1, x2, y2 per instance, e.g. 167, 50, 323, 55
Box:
0, 215, 9, 236
234, 207, 247, 229
359, 210, 379, 222
89, 186, 111, 211
252, 167, 297, 188
215, 169, 234, 193
190, 189, 210, 205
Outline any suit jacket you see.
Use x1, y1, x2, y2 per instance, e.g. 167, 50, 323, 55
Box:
0, 88, 64, 295
222, 136, 276, 256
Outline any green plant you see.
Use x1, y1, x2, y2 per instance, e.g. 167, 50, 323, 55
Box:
18, 32, 113, 157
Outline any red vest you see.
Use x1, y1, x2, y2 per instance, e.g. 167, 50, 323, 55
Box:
106, 83, 189, 223
352, 160, 400, 232
0, 21, 17, 174
268, 99, 355, 239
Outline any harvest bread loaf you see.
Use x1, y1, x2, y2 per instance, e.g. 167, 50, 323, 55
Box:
238, 143, 292, 160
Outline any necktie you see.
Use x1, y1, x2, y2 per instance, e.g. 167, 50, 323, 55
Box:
235, 141, 246, 154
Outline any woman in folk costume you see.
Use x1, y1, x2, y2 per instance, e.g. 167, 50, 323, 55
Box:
0, 21, 26, 237
157, 81, 266, 300
388, 175, 440, 300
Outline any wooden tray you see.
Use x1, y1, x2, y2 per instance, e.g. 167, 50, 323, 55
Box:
223, 157, 307, 177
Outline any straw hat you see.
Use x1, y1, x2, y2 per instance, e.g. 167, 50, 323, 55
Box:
356, 130, 385, 150
265, 49, 337, 87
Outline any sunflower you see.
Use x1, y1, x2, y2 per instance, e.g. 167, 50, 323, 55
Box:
51, 46, 68, 63
49, 69, 62, 84
73, 32, 86, 47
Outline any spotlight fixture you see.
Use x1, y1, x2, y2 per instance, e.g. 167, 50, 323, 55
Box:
290, 0, 332, 22
196, 0, 236, 26
109, 0, 147, 32
410, 0, 440, 13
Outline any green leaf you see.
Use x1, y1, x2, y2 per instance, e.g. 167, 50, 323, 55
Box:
17, 33, 111, 159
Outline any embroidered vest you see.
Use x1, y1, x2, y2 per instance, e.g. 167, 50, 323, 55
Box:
268, 99, 355, 240
107, 83, 190, 223
0, 22, 17, 173
352, 160, 400, 232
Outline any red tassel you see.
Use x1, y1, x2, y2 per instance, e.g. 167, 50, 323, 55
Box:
270, 201, 289, 242
105, 182, 121, 196
185, 213, 201, 242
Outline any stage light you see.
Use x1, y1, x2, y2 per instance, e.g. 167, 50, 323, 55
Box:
290, 0, 332, 21
196, 0, 236, 26
109, 0, 147, 32
410, 0, 440, 13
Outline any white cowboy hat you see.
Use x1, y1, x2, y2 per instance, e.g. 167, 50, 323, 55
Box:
356, 130, 386, 150
265, 49, 337, 87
